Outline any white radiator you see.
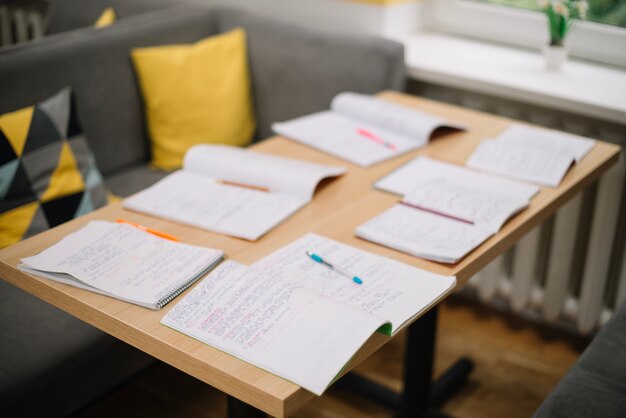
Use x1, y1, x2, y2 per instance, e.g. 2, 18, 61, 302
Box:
410, 81, 626, 335
0, 2, 46, 47
467, 154, 625, 334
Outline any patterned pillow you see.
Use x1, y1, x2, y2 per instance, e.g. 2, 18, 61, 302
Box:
0, 88, 110, 248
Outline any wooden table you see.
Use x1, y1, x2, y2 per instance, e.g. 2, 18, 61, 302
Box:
0, 92, 620, 418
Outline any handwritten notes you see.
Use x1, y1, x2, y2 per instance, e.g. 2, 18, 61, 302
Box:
184, 144, 346, 201
497, 124, 594, 163
252, 233, 455, 328
273, 111, 414, 167
124, 145, 345, 240
124, 172, 305, 241
363, 157, 539, 263
19, 221, 224, 309
356, 205, 495, 264
332, 92, 453, 143
273, 92, 464, 167
162, 260, 384, 396
466, 124, 595, 187
466, 140, 575, 187
376, 156, 538, 197
162, 233, 455, 395
403, 180, 527, 229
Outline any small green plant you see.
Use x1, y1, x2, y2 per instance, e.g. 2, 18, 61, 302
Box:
539, 0, 589, 46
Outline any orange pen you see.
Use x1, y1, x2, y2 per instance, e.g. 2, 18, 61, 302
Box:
216, 179, 270, 192
116, 219, 180, 242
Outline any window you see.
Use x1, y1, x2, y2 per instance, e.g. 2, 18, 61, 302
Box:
426, 0, 626, 67
470, 0, 626, 28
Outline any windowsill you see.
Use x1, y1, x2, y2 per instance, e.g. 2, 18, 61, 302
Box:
390, 32, 626, 124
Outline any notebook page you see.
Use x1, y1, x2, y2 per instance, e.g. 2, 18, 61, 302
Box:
331, 92, 464, 142
19, 221, 222, 308
251, 233, 456, 334
403, 183, 529, 232
273, 93, 465, 167
162, 261, 386, 396
466, 139, 575, 187
355, 205, 494, 264
273, 111, 421, 167
183, 144, 346, 201
375, 156, 539, 199
123, 171, 305, 241
497, 125, 595, 163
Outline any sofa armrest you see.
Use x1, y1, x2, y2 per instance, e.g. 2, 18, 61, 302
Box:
216, 8, 406, 140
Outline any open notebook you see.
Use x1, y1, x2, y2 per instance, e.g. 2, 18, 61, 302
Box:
358, 157, 539, 263
124, 145, 346, 240
466, 124, 595, 187
19, 221, 224, 310
161, 233, 456, 395
272, 92, 465, 167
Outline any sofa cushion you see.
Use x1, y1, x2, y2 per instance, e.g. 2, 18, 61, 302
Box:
132, 28, 255, 170
0, 88, 110, 249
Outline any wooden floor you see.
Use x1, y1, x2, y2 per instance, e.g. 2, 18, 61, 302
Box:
74, 298, 589, 418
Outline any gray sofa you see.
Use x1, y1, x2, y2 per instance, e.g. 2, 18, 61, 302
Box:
0, 2, 405, 416
533, 299, 626, 418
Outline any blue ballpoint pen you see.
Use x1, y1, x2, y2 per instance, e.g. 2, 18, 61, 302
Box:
306, 251, 363, 285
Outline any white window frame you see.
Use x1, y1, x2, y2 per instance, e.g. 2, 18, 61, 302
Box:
423, 0, 626, 68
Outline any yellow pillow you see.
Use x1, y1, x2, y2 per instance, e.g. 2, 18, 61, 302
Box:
94, 7, 116, 28
131, 28, 256, 170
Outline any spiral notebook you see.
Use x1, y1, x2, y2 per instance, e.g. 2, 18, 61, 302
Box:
18, 220, 224, 310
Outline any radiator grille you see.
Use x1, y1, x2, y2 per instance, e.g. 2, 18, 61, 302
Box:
0, 0, 47, 46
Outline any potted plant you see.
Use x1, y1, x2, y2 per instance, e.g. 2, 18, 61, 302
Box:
538, 0, 588, 70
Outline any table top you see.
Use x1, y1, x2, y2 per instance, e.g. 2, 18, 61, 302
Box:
0, 91, 620, 417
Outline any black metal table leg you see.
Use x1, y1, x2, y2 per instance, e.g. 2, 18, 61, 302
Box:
335, 370, 401, 410
396, 306, 438, 417
227, 395, 266, 418
429, 356, 474, 407
336, 306, 474, 417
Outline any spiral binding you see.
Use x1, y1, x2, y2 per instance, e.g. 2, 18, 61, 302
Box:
154, 255, 225, 310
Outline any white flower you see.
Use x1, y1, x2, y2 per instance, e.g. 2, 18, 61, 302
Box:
577, 1, 589, 19
552, 1, 570, 18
